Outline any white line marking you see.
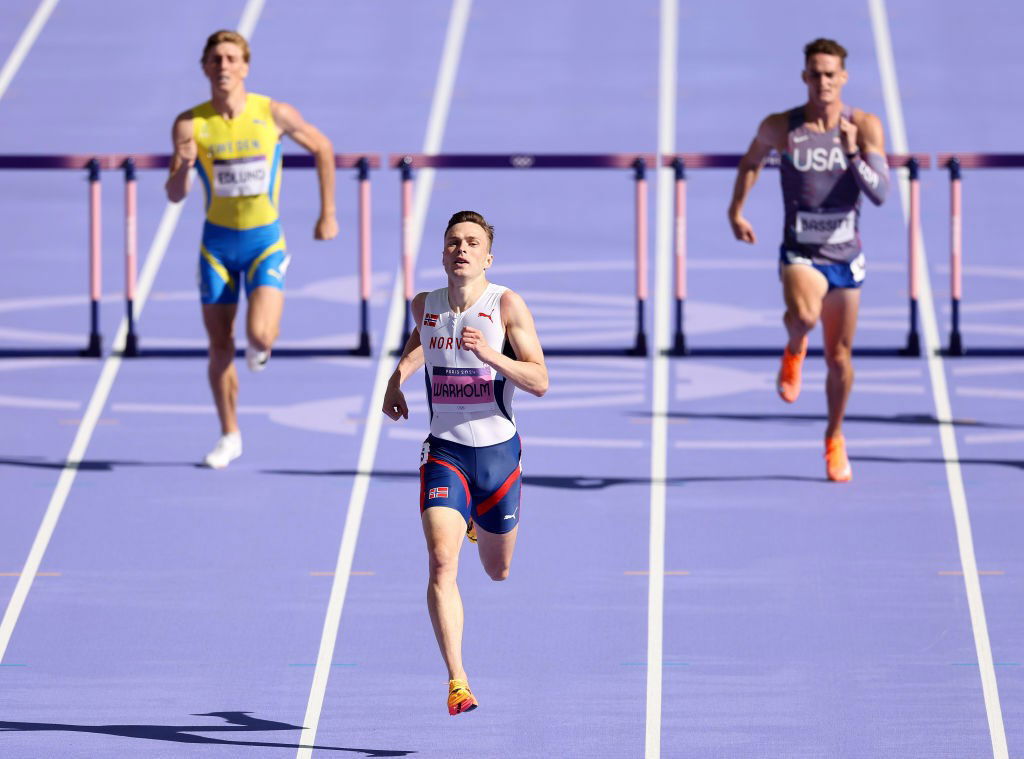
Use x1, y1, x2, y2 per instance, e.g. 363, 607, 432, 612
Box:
647, 2, 676, 757
0, 394, 79, 410
0, 0, 59, 104
957, 387, 1024, 401
0, 0, 265, 665
294, 2, 472, 755
237, 0, 265, 38
869, 2, 1007, 756
964, 431, 1024, 445
674, 436, 931, 451
951, 362, 1024, 378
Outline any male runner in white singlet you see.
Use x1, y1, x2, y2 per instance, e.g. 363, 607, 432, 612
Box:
383, 211, 548, 716
728, 38, 890, 482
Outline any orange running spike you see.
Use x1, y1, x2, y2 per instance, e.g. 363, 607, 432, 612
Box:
448, 679, 479, 716
776, 337, 808, 403
825, 435, 853, 482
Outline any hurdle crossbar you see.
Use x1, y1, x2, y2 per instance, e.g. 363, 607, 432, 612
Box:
936, 153, 1024, 357
0, 153, 380, 358
662, 152, 931, 356
388, 153, 655, 357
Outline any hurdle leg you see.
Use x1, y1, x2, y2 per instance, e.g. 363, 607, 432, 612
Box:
355, 157, 372, 356
83, 158, 102, 357
902, 158, 921, 356
630, 157, 649, 356
399, 158, 414, 352
671, 157, 688, 355
123, 157, 139, 357
948, 157, 964, 356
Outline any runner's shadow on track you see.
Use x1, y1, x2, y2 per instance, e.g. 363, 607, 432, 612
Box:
262, 468, 823, 487
644, 411, 1020, 430
0, 348, 96, 358
852, 454, 1024, 472
0, 456, 203, 472
0, 710, 412, 756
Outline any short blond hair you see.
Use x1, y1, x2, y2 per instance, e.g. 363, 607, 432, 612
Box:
201, 30, 250, 64
804, 38, 847, 68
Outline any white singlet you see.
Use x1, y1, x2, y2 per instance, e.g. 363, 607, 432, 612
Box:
420, 283, 516, 447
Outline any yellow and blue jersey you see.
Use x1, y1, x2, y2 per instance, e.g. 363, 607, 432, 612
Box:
191, 93, 289, 304
192, 93, 283, 230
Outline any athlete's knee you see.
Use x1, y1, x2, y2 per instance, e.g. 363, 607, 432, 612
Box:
824, 343, 853, 371
483, 558, 511, 582
787, 306, 819, 333
247, 319, 279, 350
427, 548, 460, 582
207, 336, 235, 360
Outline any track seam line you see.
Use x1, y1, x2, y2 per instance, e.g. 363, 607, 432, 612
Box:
0, 0, 59, 104
0, 0, 265, 665
868, 2, 1008, 757
293, 2, 472, 755
646, 1, 677, 757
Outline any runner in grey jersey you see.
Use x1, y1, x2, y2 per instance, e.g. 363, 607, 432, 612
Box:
728, 38, 889, 482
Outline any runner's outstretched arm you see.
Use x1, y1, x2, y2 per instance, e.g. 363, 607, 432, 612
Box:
383, 292, 428, 420
271, 100, 338, 240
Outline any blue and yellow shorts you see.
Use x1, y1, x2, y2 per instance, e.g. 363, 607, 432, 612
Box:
779, 247, 866, 291
198, 220, 289, 305
419, 434, 522, 535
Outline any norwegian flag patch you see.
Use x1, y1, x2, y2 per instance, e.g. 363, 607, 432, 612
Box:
423, 313, 439, 327
427, 487, 449, 499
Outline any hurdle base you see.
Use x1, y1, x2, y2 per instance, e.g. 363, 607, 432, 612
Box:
900, 332, 921, 357
354, 331, 371, 357
81, 333, 102, 358
629, 332, 648, 357
947, 331, 964, 357
671, 331, 688, 356
123, 332, 139, 358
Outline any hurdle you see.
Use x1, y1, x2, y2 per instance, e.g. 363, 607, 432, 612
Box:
0, 152, 379, 358
0, 154, 110, 357
390, 153, 653, 357
663, 152, 931, 357
937, 153, 1024, 357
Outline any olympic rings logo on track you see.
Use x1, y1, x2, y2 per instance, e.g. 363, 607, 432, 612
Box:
510, 155, 535, 168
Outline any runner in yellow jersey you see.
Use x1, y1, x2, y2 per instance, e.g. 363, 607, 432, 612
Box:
165, 30, 338, 469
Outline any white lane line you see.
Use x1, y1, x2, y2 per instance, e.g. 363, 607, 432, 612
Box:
293, 2, 472, 755
237, 0, 265, 38
0, 394, 79, 410
646, 2, 676, 758
0, 0, 59, 104
964, 431, 1024, 445
0, 0, 265, 665
957, 387, 1024, 402
868, 2, 1008, 756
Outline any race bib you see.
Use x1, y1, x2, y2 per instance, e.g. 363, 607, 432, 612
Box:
213, 155, 269, 197
795, 209, 856, 245
430, 367, 498, 413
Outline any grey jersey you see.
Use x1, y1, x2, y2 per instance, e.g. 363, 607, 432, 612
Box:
779, 106, 862, 264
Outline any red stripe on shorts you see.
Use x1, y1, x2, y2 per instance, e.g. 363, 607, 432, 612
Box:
427, 457, 471, 510
475, 465, 521, 517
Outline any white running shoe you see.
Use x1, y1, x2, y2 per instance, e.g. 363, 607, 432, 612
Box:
245, 345, 270, 373
204, 432, 242, 469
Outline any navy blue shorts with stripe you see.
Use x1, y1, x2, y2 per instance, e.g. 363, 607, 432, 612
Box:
419, 434, 522, 535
